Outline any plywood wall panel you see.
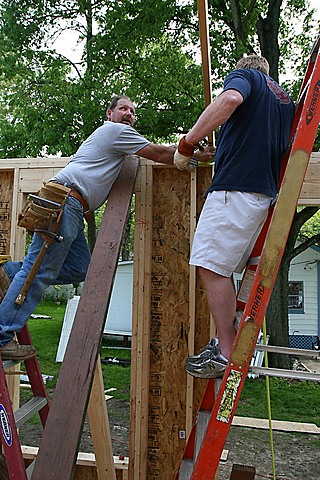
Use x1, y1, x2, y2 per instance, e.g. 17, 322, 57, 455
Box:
0, 170, 14, 255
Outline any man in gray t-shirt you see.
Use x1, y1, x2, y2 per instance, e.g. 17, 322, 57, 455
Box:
52, 95, 179, 211
0, 95, 213, 360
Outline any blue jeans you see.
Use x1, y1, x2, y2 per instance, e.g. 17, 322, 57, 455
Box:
0, 196, 91, 345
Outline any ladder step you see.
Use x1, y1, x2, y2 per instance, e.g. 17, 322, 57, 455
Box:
14, 396, 48, 429
178, 458, 194, 480
255, 344, 320, 358
194, 411, 211, 460
249, 366, 320, 382
26, 460, 35, 479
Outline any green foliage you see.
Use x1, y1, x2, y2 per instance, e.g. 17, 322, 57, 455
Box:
0, 0, 205, 157
299, 209, 320, 240
1, 0, 318, 158
26, 301, 66, 388
27, 300, 131, 402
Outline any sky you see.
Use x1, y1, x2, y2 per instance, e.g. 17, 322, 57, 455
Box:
310, 0, 320, 18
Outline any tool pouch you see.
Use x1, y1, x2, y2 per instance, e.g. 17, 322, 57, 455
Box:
17, 182, 70, 235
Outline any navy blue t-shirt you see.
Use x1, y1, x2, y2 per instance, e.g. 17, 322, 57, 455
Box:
207, 68, 295, 199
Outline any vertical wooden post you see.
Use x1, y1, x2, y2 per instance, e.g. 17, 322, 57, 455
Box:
0, 170, 20, 412
129, 163, 153, 480
88, 358, 116, 480
186, 170, 197, 437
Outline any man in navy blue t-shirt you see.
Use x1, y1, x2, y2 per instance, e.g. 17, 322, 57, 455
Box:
173, 54, 295, 378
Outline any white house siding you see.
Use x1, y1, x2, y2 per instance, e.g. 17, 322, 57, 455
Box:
234, 245, 320, 347
288, 247, 320, 337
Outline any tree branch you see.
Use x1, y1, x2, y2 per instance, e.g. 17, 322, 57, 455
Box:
291, 233, 320, 259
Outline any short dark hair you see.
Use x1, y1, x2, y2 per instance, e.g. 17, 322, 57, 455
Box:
236, 54, 270, 76
107, 95, 133, 111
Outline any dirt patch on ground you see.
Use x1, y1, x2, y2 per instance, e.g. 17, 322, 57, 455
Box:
18, 393, 320, 480
222, 427, 320, 479
17, 358, 320, 478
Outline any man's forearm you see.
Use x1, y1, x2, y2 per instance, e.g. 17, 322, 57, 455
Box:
137, 144, 176, 165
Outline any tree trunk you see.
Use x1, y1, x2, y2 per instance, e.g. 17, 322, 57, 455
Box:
266, 257, 291, 369
256, 0, 283, 81
87, 215, 97, 253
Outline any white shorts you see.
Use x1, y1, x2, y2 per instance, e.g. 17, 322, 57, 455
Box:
190, 190, 272, 277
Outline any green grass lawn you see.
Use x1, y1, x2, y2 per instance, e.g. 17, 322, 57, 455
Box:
26, 300, 320, 426
27, 299, 131, 402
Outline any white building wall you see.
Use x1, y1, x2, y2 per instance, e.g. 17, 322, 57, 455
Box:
234, 246, 320, 338
288, 248, 319, 336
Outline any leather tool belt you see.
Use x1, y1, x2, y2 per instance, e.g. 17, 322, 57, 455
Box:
18, 182, 68, 239
17, 182, 93, 238
47, 182, 93, 223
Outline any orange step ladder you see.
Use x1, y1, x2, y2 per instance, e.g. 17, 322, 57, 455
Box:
0, 325, 50, 479
176, 33, 320, 480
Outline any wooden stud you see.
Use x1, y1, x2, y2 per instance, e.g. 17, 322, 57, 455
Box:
129, 163, 153, 480
88, 358, 116, 480
186, 169, 197, 437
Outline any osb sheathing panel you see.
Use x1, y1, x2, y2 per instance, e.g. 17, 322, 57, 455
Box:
0, 171, 14, 255
147, 166, 212, 480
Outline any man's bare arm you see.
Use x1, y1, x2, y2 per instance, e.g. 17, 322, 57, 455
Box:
136, 143, 176, 165
185, 89, 244, 145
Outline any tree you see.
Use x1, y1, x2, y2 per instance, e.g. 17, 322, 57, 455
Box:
0, 0, 205, 158
267, 208, 320, 368
0, 0, 205, 249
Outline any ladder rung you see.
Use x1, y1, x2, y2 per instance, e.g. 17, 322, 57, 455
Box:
178, 458, 194, 480
14, 396, 48, 428
255, 344, 320, 358
249, 366, 320, 382
2, 359, 18, 370
26, 460, 35, 479
194, 411, 210, 461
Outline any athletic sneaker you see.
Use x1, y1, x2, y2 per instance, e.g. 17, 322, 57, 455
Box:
185, 338, 228, 379
187, 337, 220, 363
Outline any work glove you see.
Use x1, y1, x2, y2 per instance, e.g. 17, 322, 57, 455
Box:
174, 136, 199, 172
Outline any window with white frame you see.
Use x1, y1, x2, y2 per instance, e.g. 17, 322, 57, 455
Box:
288, 281, 304, 311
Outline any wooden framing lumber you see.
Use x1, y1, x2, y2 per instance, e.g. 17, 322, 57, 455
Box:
129, 163, 153, 480
31, 156, 139, 479
197, 0, 212, 109
130, 162, 211, 480
229, 464, 256, 480
88, 358, 116, 480
22, 446, 129, 480
232, 416, 320, 434
186, 169, 197, 437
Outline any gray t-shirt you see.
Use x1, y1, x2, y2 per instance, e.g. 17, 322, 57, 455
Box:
51, 122, 150, 211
